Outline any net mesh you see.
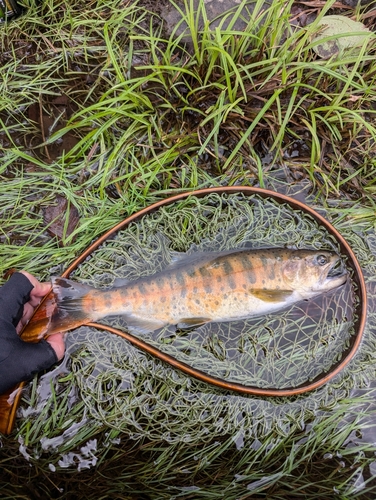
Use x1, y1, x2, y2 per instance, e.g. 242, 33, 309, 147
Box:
58, 192, 358, 423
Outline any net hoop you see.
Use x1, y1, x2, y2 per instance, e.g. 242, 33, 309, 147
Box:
62, 186, 367, 397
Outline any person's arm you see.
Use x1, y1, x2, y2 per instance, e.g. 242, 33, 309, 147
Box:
0, 272, 65, 394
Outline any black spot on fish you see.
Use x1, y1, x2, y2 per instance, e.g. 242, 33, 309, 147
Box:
160, 296, 167, 303
138, 282, 147, 294
195, 299, 201, 305
222, 260, 234, 276
176, 272, 186, 287
227, 276, 236, 290
243, 255, 257, 284
198, 267, 210, 278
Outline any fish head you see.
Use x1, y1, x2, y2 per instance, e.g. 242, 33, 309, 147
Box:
282, 250, 348, 297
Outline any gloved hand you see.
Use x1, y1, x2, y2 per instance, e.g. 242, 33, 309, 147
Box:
0, 271, 65, 394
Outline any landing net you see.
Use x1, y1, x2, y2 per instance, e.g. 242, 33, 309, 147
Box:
68, 192, 359, 392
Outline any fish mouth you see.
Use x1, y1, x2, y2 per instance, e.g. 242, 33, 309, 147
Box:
323, 256, 348, 289
327, 257, 346, 278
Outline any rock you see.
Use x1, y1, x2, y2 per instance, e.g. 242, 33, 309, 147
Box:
161, 0, 271, 46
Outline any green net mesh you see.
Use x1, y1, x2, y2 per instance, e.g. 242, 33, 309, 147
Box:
69, 192, 357, 392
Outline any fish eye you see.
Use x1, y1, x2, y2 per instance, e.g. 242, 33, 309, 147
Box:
316, 254, 328, 266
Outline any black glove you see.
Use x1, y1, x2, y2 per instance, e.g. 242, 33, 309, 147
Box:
0, 273, 58, 394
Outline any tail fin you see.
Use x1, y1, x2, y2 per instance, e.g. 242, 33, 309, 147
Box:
21, 292, 56, 342
45, 277, 95, 335
22, 278, 96, 340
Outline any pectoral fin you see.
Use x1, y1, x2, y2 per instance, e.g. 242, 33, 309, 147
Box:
252, 289, 293, 302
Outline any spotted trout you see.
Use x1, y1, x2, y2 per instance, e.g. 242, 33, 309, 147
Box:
24, 248, 347, 339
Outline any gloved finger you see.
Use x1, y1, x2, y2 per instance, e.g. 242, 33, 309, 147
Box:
46, 332, 66, 361
0, 273, 34, 326
16, 302, 35, 334
0, 336, 58, 394
15, 275, 52, 334
18, 291, 47, 325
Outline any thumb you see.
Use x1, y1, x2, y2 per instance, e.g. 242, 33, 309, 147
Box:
19, 271, 51, 301
46, 332, 65, 361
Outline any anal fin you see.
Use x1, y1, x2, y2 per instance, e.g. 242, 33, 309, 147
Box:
118, 314, 167, 335
176, 317, 211, 330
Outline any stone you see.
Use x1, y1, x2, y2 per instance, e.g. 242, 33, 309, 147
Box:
161, 0, 271, 44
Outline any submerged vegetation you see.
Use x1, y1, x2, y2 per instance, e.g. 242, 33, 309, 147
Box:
0, 0, 376, 498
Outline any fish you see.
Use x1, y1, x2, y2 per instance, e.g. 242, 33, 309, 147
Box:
24, 248, 348, 339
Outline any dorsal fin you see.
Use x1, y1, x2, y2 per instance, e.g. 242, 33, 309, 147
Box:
164, 249, 239, 273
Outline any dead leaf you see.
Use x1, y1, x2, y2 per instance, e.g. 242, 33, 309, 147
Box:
43, 195, 80, 245
312, 15, 374, 59
348, 95, 361, 102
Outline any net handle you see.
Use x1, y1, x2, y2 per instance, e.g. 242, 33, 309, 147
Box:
0, 187, 367, 434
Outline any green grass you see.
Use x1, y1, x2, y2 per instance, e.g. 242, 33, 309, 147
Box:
1, 0, 376, 498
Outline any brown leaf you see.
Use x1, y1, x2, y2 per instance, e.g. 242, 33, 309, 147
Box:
3, 268, 17, 280
43, 195, 80, 245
